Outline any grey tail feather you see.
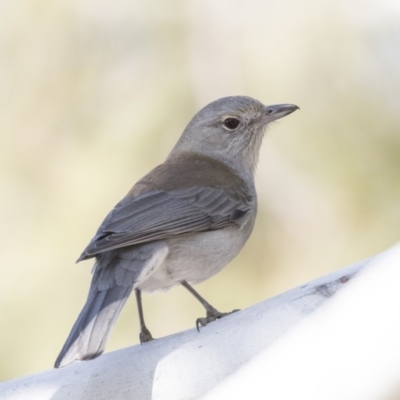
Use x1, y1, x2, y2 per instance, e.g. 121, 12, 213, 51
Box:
54, 284, 133, 368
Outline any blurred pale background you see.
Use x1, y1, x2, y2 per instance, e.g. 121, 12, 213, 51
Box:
1, 0, 400, 383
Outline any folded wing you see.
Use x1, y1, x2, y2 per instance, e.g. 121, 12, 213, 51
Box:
79, 184, 252, 260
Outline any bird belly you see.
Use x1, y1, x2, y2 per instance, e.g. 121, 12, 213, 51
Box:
138, 222, 254, 292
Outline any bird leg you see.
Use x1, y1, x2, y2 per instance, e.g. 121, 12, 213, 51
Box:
180, 280, 239, 331
135, 289, 154, 343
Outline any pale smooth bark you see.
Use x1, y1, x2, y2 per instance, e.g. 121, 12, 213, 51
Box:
1, 244, 399, 400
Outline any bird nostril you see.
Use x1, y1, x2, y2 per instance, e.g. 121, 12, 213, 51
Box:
266, 108, 274, 115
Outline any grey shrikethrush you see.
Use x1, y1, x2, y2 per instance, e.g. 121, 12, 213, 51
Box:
54, 95, 298, 368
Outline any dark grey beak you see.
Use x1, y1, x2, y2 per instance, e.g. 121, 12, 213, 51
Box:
263, 104, 299, 122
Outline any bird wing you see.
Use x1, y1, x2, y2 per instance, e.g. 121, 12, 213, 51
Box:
79, 184, 253, 260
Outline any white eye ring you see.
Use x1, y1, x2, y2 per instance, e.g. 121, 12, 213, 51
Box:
222, 117, 241, 131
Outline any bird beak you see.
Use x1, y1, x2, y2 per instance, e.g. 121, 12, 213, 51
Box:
262, 104, 299, 123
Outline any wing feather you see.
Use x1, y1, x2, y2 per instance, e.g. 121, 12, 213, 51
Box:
77, 155, 255, 261
79, 186, 252, 259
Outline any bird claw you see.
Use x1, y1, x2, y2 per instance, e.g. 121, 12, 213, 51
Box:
196, 308, 240, 332
139, 327, 154, 344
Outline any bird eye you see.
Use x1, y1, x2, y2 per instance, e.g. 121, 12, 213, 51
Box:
222, 117, 241, 131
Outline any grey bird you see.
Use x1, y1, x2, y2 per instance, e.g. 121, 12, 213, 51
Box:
54, 96, 298, 368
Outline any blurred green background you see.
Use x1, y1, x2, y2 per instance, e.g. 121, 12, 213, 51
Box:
1, 0, 400, 381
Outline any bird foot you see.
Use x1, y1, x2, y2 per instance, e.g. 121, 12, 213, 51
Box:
139, 326, 154, 344
196, 308, 240, 331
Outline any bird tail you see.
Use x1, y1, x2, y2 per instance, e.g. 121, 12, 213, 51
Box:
54, 282, 133, 368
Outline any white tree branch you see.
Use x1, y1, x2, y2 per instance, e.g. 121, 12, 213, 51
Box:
1, 244, 400, 400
